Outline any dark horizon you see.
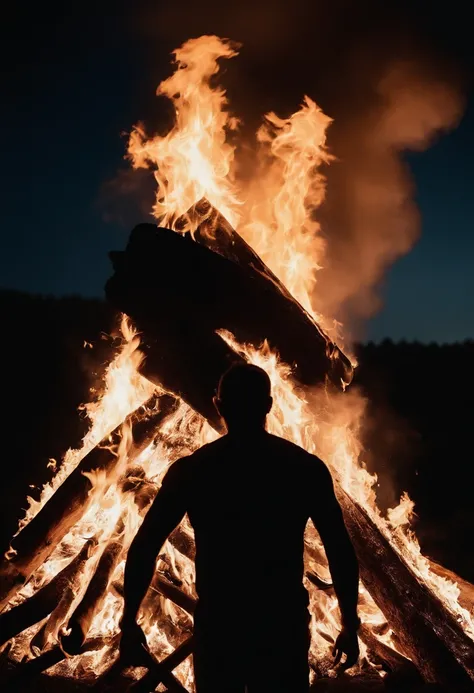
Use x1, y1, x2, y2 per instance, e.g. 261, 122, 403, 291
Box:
2, 285, 472, 348
2, 0, 473, 344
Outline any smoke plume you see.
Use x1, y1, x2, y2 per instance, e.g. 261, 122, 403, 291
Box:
317, 62, 464, 336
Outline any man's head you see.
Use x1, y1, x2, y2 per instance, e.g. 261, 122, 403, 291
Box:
214, 363, 273, 431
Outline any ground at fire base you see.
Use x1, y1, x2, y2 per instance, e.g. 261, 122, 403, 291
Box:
0, 656, 470, 693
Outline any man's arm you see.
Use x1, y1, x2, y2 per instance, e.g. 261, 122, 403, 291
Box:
310, 460, 360, 663
121, 458, 189, 631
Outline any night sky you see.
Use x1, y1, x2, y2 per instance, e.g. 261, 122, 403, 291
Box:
2, 1, 473, 343
372, 107, 474, 343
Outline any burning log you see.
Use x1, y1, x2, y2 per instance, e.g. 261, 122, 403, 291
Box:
306, 570, 333, 592
128, 636, 193, 693
0, 394, 168, 608
358, 624, 422, 684
169, 525, 196, 561
0, 537, 96, 649
105, 213, 352, 423
90, 631, 193, 693
31, 531, 112, 656
58, 472, 159, 656
61, 520, 127, 656
153, 574, 196, 616
304, 529, 332, 583
108, 572, 195, 692
427, 558, 474, 615
339, 489, 474, 684
3, 634, 118, 692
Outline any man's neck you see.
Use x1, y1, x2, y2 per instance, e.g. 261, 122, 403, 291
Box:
225, 421, 267, 438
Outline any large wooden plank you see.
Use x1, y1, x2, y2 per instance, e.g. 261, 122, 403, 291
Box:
105, 215, 352, 418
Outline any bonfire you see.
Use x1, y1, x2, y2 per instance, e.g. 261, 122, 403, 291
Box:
1, 36, 473, 692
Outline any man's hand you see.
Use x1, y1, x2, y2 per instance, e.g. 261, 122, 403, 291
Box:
119, 620, 149, 666
332, 626, 360, 670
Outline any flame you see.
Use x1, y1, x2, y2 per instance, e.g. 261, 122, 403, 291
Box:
13, 316, 155, 536
4, 34, 473, 688
128, 36, 241, 232
240, 97, 331, 321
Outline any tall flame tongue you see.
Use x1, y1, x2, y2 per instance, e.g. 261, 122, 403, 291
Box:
4, 35, 473, 687
240, 97, 332, 325
129, 35, 241, 231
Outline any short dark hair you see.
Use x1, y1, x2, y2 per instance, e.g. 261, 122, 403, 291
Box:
217, 363, 272, 423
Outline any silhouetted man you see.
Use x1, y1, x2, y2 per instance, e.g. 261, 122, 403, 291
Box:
120, 363, 360, 692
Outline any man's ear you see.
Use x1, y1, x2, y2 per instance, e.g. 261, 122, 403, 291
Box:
266, 396, 273, 414
213, 395, 221, 415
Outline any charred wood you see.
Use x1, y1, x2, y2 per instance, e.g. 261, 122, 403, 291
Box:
105, 215, 352, 423
90, 634, 193, 693
128, 635, 193, 693
169, 525, 196, 561
358, 624, 421, 683
153, 574, 196, 616
186, 200, 352, 390
60, 468, 164, 656
306, 571, 334, 592
3, 634, 118, 691
188, 198, 346, 383
128, 321, 243, 429
339, 489, 474, 684
29, 537, 100, 654
61, 521, 127, 656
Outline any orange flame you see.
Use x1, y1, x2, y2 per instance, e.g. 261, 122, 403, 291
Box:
240, 96, 331, 320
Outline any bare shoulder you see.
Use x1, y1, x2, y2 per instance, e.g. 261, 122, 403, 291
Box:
168, 437, 225, 476
266, 433, 332, 481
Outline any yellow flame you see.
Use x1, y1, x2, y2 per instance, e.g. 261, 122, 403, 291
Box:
128, 35, 241, 232
16, 315, 155, 533
240, 97, 331, 319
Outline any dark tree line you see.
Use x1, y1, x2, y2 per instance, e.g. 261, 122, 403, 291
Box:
355, 339, 474, 581
0, 290, 472, 581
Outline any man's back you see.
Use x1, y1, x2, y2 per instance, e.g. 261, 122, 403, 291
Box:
172, 430, 336, 618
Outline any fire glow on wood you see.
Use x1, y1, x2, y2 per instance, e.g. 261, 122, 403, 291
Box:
1, 35, 473, 690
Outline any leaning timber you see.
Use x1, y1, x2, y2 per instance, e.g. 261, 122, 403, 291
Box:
339, 488, 474, 684
189, 199, 353, 390
105, 219, 352, 413
153, 574, 197, 616
61, 519, 127, 656
128, 636, 193, 693
60, 462, 160, 658
0, 394, 168, 608
358, 624, 422, 683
